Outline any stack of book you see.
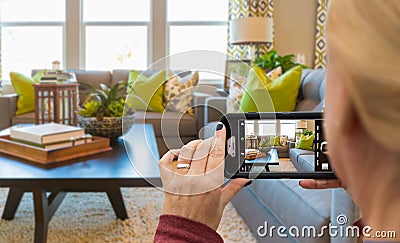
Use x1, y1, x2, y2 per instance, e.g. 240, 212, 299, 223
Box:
245, 149, 259, 160
10, 123, 92, 150
40, 70, 74, 83
40, 70, 58, 83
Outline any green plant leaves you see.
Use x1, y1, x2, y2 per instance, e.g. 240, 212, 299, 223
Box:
302, 129, 314, 136
254, 50, 307, 73
78, 100, 100, 117
78, 80, 134, 118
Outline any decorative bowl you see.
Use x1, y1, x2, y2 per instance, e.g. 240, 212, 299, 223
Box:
77, 114, 135, 140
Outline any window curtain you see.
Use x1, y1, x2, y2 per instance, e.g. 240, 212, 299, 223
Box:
0, 27, 2, 81
0, 28, 2, 81
0, 12, 2, 81
227, 0, 274, 60
314, 0, 329, 69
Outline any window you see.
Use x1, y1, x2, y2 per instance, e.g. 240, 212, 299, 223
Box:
167, 0, 228, 79
258, 120, 277, 136
1, 0, 229, 78
245, 120, 277, 136
246, 119, 297, 139
0, 0, 65, 77
281, 121, 296, 139
82, 0, 150, 70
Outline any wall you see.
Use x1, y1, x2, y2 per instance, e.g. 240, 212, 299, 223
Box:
274, 0, 317, 67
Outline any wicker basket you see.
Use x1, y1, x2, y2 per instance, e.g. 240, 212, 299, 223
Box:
77, 114, 135, 140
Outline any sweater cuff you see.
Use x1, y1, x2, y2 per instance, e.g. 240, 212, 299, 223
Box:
154, 214, 224, 243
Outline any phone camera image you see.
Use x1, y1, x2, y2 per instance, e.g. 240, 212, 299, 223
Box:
240, 118, 333, 174
222, 113, 336, 179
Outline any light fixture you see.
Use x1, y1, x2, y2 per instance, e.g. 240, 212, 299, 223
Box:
229, 16, 273, 61
296, 120, 308, 129
295, 120, 308, 143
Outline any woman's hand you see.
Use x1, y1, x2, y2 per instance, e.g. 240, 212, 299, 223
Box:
158, 124, 249, 230
299, 179, 345, 189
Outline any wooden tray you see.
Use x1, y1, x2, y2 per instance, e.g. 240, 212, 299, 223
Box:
0, 135, 112, 165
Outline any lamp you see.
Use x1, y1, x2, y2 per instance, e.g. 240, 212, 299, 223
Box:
296, 120, 308, 129
230, 16, 273, 61
295, 120, 308, 143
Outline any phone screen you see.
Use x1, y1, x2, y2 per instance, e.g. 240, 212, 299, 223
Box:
237, 118, 332, 175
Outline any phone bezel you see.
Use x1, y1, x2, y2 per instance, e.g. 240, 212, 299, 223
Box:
222, 112, 337, 179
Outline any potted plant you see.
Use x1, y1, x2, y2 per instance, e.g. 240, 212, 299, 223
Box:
254, 50, 308, 73
77, 80, 135, 140
258, 137, 271, 153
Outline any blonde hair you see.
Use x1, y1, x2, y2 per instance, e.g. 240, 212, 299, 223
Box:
327, 0, 400, 152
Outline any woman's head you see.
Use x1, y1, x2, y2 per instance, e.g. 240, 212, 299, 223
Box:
326, 0, 400, 153
324, 0, 400, 194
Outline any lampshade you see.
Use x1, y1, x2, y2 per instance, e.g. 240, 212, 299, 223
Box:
230, 17, 273, 45
296, 121, 308, 129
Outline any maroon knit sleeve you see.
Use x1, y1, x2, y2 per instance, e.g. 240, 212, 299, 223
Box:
154, 214, 224, 243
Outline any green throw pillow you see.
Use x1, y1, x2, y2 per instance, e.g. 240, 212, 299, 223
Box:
10, 70, 44, 115
297, 133, 315, 150
240, 65, 302, 112
126, 70, 167, 112
269, 135, 280, 146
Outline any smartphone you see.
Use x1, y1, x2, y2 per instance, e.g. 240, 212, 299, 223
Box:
222, 112, 336, 179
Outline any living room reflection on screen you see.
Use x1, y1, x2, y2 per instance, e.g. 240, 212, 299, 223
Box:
241, 119, 326, 173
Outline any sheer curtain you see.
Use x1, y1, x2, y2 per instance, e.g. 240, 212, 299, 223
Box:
227, 0, 274, 59
314, 0, 329, 69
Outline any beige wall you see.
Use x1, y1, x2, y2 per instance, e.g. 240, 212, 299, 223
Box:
273, 0, 317, 67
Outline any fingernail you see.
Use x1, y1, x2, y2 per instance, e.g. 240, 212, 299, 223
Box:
216, 123, 224, 131
244, 180, 253, 187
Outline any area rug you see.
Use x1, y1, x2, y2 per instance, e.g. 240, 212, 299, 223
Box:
270, 158, 297, 172
0, 188, 256, 242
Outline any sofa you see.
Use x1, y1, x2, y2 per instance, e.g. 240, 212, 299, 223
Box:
288, 143, 315, 172
0, 69, 220, 156
203, 69, 360, 243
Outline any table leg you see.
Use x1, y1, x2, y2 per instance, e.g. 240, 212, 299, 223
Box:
106, 187, 128, 220
33, 189, 67, 243
2, 188, 24, 220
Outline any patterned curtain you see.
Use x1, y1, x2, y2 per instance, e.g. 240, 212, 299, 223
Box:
0, 5, 2, 81
0, 26, 2, 81
227, 0, 274, 59
0, 2, 2, 81
314, 0, 329, 69
0, 29, 2, 81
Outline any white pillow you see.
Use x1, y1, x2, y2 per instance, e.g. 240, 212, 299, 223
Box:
266, 66, 282, 80
227, 73, 247, 113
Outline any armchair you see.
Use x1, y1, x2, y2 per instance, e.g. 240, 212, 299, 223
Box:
0, 94, 18, 130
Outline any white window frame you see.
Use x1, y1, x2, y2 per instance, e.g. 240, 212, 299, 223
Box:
165, 0, 228, 81
1, 0, 228, 75
0, 16, 66, 76
166, 20, 228, 58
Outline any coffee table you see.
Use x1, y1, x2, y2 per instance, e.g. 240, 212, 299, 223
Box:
245, 148, 279, 172
0, 124, 161, 243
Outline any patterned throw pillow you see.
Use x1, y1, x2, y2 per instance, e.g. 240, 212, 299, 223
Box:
266, 66, 282, 80
227, 73, 247, 113
164, 71, 199, 116
280, 135, 288, 146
